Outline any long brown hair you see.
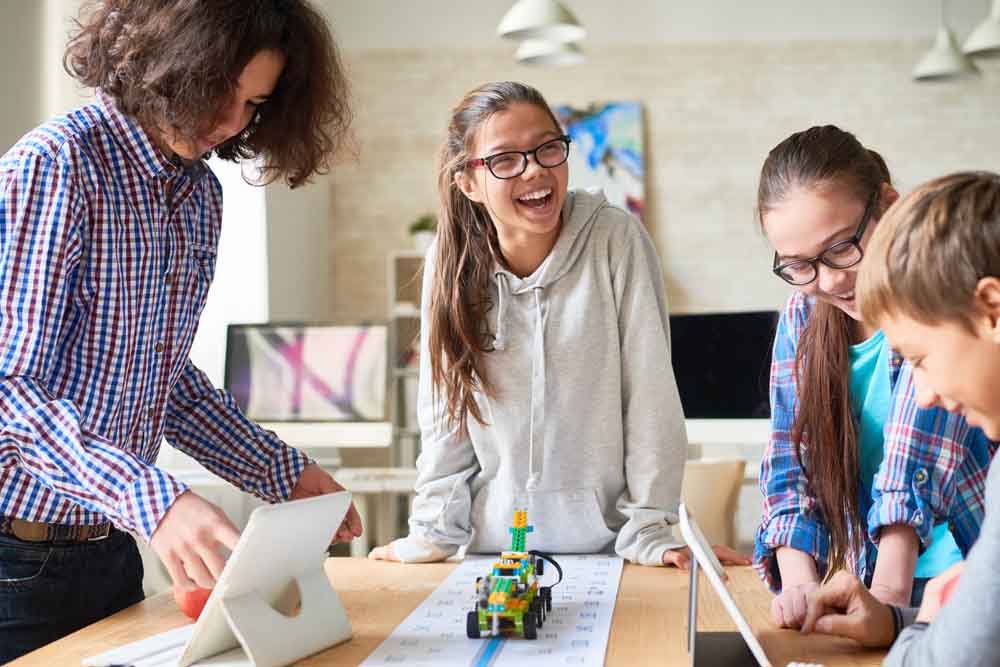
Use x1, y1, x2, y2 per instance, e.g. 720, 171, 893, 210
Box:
430, 81, 562, 433
64, 0, 352, 188
757, 125, 892, 576
859, 172, 1000, 329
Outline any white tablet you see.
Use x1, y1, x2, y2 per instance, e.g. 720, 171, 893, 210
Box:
679, 503, 772, 667
179, 491, 354, 666
84, 492, 354, 667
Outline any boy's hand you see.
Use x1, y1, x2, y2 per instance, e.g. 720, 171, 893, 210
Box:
369, 543, 401, 561
290, 463, 363, 543
800, 571, 895, 647
661, 544, 752, 570
150, 490, 241, 591
916, 561, 965, 623
772, 581, 820, 628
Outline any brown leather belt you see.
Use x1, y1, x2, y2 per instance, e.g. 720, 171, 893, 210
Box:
0, 516, 113, 543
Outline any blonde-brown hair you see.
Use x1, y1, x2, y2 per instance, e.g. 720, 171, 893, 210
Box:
858, 171, 1000, 329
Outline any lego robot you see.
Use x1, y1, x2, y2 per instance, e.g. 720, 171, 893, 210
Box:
466, 510, 559, 640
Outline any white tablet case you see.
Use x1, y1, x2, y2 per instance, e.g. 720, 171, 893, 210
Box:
679, 503, 772, 667
177, 492, 354, 667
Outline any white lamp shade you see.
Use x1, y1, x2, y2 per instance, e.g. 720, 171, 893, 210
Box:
913, 27, 980, 80
963, 0, 1000, 56
515, 39, 585, 66
498, 0, 585, 43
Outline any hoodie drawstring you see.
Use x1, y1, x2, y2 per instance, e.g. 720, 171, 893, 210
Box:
527, 286, 546, 491
492, 273, 546, 493
493, 273, 509, 351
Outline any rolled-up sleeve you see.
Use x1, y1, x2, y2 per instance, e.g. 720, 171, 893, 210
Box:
869, 360, 986, 551
754, 293, 830, 591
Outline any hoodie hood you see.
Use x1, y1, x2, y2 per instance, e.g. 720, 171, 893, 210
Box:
492, 188, 610, 351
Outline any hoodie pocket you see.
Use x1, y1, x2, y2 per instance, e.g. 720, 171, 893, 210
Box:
469, 485, 616, 554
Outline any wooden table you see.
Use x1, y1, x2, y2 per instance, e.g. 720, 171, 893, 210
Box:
11, 559, 886, 666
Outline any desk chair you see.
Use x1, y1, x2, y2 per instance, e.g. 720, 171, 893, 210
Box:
681, 458, 746, 547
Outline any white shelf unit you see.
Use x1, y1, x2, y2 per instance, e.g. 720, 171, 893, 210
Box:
387, 250, 425, 469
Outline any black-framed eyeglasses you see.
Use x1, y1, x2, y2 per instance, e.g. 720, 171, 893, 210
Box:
467, 135, 571, 180
772, 191, 879, 286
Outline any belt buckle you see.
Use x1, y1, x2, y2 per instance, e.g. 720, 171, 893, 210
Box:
86, 523, 112, 542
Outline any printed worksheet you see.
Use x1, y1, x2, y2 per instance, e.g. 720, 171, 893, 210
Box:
361, 554, 624, 667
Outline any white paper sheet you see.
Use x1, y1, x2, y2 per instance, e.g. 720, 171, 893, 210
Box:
361, 554, 624, 667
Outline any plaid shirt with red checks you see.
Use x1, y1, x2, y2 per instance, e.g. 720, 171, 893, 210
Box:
0, 91, 309, 541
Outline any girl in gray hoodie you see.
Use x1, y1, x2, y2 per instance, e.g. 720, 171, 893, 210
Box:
370, 81, 748, 568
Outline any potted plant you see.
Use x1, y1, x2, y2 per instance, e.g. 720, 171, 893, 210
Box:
409, 214, 437, 253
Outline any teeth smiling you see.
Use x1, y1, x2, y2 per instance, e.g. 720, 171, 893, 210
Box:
518, 188, 551, 201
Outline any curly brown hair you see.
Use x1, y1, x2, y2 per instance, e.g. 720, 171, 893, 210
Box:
64, 0, 352, 188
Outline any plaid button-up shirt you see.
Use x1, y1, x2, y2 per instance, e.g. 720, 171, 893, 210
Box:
0, 91, 309, 541
754, 291, 996, 591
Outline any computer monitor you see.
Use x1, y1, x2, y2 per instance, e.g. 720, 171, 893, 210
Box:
224, 323, 387, 422
669, 311, 777, 419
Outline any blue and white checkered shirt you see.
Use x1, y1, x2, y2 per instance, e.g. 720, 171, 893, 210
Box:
0, 91, 309, 541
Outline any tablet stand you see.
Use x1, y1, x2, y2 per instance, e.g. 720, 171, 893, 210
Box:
214, 567, 352, 667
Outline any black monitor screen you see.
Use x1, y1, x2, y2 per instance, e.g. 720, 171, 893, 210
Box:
668, 310, 777, 419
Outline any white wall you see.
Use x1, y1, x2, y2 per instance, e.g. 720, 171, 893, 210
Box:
0, 1, 41, 153
190, 159, 271, 387
322, 0, 993, 48
264, 178, 335, 322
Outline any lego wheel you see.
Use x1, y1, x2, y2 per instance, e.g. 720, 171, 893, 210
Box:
523, 610, 538, 639
467, 611, 481, 639
536, 559, 544, 576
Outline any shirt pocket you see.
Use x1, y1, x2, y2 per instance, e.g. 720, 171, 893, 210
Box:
0, 538, 53, 591
179, 242, 218, 315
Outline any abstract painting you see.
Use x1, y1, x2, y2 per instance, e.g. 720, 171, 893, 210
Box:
224, 324, 387, 421
555, 101, 646, 223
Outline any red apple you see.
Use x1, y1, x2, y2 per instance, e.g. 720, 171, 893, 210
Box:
173, 585, 212, 620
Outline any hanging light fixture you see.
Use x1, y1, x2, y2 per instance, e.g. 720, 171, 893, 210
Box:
515, 39, 585, 66
913, 0, 979, 80
497, 0, 585, 44
963, 0, 1000, 57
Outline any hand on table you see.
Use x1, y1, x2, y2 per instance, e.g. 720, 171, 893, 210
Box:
661, 544, 752, 570
799, 571, 895, 647
772, 581, 820, 629
368, 542, 400, 561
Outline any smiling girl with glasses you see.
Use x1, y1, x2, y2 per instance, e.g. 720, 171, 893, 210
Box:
369, 81, 748, 569
753, 125, 993, 631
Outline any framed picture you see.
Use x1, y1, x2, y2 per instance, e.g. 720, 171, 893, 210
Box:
556, 101, 646, 223
224, 323, 387, 422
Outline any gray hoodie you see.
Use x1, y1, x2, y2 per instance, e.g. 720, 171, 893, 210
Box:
391, 189, 687, 566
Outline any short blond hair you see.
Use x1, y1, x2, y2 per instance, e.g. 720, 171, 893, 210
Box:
858, 171, 1000, 328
